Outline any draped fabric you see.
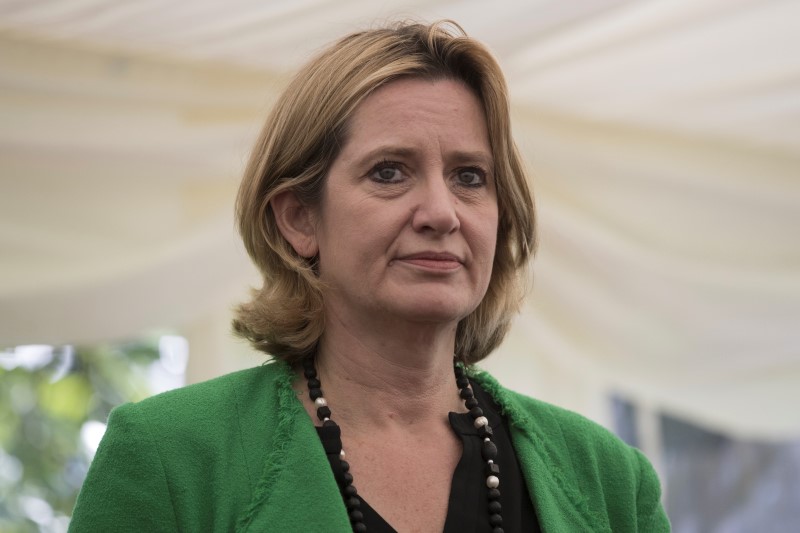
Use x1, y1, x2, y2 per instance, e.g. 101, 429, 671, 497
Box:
1, 0, 798, 440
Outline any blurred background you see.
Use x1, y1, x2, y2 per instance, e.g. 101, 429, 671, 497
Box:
1, 0, 798, 531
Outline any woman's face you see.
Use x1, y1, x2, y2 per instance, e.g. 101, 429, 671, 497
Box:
311, 77, 498, 329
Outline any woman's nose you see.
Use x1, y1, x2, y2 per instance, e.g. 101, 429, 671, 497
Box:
411, 177, 460, 235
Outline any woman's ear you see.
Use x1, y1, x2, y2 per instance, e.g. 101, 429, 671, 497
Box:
270, 191, 319, 258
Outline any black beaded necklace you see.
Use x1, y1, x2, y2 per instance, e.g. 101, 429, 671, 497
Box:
302, 357, 505, 533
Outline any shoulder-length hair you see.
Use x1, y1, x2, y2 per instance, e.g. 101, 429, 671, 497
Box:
234, 20, 536, 365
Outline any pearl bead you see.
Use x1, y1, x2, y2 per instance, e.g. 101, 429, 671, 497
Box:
474, 416, 489, 429
315, 397, 327, 407
340, 449, 346, 460
487, 475, 500, 488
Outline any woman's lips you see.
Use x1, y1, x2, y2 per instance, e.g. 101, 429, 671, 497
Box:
397, 252, 463, 271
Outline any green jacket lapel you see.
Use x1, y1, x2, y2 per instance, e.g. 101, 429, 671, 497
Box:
238, 362, 352, 532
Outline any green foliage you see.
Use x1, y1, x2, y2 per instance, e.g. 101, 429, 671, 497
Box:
0, 339, 164, 532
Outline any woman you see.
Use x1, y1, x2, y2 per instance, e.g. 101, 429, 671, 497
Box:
70, 21, 670, 532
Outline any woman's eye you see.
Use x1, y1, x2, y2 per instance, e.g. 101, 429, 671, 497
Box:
369, 162, 404, 183
457, 168, 485, 187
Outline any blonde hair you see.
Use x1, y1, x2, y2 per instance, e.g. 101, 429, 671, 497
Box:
234, 20, 536, 365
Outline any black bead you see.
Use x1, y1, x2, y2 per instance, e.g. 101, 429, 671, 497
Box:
317, 405, 332, 420
342, 472, 353, 485
459, 387, 474, 399
470, 406, 484, 419
489, 500, 502, 514
489, 513, 503, 526
340, 460, 350, 473
353, 523, 367, 533
309, 387, 323, 400
454, 364, 465, 378
349, 509, 364, 522
303, 366, 316, 379
478, 424, 494, 438
322, 419, 338, 428
346, 497, 361, 510
482, 440, 498, 461
456, 376, 470, 389
307, 377, 321, 389
343, 484, 357, 497
485, 462, 500, 477
465, 397, 479, 409
491, 528, 504, 533
488, 488, 501, 501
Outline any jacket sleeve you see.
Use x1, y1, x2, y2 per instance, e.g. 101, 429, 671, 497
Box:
68, 403, 179, 532
634, 449, 671, 532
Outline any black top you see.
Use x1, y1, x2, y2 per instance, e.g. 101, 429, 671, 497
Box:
316, 379, 541, 532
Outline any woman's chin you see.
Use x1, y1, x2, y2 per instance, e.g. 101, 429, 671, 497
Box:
380, 295, 478, 326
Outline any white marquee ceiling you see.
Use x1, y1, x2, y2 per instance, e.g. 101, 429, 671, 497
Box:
1, 0, 798, 439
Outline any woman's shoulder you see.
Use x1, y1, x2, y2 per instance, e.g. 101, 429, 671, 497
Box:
123, 360, 289, 416
471, 368, 670, 531
70, 361, 297, 531
472, 369, 651, 478
471, 368, 627, 450
107, 360, 294, 447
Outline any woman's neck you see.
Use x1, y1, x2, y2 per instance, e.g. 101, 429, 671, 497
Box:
307, 311, 465, 432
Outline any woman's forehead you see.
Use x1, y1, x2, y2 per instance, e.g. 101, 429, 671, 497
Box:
338, 78, 492, 162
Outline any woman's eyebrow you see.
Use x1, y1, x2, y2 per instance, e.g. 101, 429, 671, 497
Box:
351, 145, 417, 166
448, 150, 494, 167
352, 145, 493, 167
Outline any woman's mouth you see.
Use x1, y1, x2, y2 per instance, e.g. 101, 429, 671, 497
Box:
397, 252, 463, 271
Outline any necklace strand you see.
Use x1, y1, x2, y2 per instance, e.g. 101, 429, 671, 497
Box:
303, 357, 505, 533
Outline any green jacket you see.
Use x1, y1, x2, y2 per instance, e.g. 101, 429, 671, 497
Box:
69, 361, 670, 532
